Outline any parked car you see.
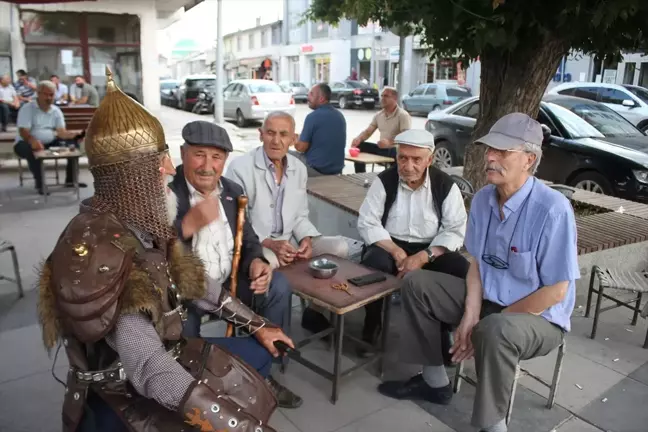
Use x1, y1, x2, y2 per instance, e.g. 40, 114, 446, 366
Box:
548, 82, 648, 133
402, 82, 472, 115
222, 79, 296, 127
425, 94, 648, 202
279, 81, 309, 102
160, 79, 179, 106
175, 74, 217, 111
329, 80, 379, 109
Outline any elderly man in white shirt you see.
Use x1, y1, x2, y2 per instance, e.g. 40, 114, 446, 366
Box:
356, 128, 469, 356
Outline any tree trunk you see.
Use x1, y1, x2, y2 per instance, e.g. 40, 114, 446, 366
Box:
463, 37, 569, 190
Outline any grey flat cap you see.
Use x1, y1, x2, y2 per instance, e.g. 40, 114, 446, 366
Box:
182, 120, 233, 152
394, 129, 435, 150
475, 113, 543, 150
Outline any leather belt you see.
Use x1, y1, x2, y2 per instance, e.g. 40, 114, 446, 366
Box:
74, 363, 126, 384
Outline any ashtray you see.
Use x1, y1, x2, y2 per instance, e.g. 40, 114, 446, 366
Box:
308, 258, 339, 279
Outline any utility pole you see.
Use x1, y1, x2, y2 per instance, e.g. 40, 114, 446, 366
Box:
370, 22, 376, 86
213, 0, 224, 124
397, 35, 405, 98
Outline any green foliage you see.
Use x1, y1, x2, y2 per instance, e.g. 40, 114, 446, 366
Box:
306, 0, 648, 64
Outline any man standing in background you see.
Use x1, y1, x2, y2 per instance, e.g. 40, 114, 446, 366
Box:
293, 83, 346, 177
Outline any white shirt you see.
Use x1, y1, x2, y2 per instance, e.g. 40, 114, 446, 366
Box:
357, 174, 467, 251
187, 180, 234, 296
0, 85, 16, 103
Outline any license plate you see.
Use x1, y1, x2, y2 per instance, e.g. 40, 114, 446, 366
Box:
364, 97, 374, 102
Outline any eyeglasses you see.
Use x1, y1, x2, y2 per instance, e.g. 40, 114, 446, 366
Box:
480, 184, 533, 270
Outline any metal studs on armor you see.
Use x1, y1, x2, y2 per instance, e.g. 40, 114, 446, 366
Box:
228, 418, 238, 427
63, 339, 68, 347
99, 265, 110, 273
72, 279, 80, 285
255, 428, 263, 432
65, 387, 68, 394
210, 403, 220, 413
73, 392, 80, 400
72, 244, 89, 257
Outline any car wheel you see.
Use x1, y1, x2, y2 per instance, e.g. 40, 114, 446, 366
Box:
569, 171, 613, 196
433, 141, 454, 169
339, 96, 347, 109
639, 122, 648, 134
432, 105, 441, 111
236, 109, 247, 127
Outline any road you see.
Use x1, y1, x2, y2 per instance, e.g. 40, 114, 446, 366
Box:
158, 103, 428, 168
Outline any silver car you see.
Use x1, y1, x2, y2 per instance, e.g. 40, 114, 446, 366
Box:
279, 81, 308, 103
223, 80, 296, 127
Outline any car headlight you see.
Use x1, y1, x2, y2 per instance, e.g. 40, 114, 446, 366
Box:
425, 120, 435, 131
633, 170, 648, 183
199, 93, 206, 100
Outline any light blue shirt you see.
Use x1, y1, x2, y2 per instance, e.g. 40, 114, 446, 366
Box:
262, 150, 288, 235
55, 83, 69, 101
15, 101, 65, 144
465, 177, 580, 331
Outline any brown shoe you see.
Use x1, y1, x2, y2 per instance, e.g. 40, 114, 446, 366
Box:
266, 375, 303, 409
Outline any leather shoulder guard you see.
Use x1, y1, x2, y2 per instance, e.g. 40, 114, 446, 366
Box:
49, 211, 135, 344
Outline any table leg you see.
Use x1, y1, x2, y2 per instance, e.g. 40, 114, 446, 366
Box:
371, 163, 375, 173
331, 313, 344, 404
55, 159, 59, 185
281, 292, 293, 374
70, 158, 81, 201
379, 295, 393, 378
41, 160, 48, 203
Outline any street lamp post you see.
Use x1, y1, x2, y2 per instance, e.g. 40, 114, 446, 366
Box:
213, 0, 224, 124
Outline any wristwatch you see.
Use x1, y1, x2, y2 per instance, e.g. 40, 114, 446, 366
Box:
426, 248, 437, 263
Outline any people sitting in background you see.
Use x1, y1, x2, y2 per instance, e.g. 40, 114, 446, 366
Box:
377, 114, 579, 432
0, 74, 19, 132
50, 74, 69, 104
293, 83, 346, 177
168, 120, 303, 409
70, 75, 100, 106
351, 87, 411, 173
14, 69, 37, 106
356, 129, 469, 357
13, 81, 87, 195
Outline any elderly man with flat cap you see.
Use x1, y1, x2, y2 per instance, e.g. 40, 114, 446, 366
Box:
168, 120, 303, 409
356, 128, 469, 357
377, 114, 579, 432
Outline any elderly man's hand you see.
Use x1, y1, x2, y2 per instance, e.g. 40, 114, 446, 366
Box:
30, 139, 44, 151
249, 258, 272, 294
450, 312, 479, 363
267, 239, 298, 266
181, 196, 220, 239
296, 237, 312, 260
396, 251, 427, 278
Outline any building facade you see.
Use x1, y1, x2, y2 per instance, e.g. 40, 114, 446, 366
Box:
0, 0, 188, 112
222, 19, 283, 82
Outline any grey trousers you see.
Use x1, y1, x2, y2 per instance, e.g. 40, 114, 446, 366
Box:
288, 150, 325, 177
400, 269, 564, 429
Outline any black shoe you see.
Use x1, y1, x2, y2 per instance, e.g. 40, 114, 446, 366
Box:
377, 374, 453, 405
357, 321, 382, 358
37, 189, 50, 196
65, 182, 87, 188
266, 375, 303, 409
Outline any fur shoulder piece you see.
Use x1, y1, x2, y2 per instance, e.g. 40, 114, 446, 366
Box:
38, 211, 135, 350
168, 239, 206, 300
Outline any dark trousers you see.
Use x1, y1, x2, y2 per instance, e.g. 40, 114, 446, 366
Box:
183, 271, 292, 335
77, 337, 273, 432
354, 141, 397, 173
0, 103, 11, 129
13, 139, 79, 190
361, 239, 469, 341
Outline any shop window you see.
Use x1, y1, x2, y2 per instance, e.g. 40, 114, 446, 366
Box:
87, 13, 140, 44
89, 46, 141, 101
21, 11, 81, 44
25, 46, 83, 83
261, 30, 268, 48
623, 63, 636, 85
248, 33, 255, 50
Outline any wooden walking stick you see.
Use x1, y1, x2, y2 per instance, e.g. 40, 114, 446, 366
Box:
226, 195, 249, 337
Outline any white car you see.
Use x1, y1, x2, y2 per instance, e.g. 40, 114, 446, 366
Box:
548, 82, 648, 133
222, 79, 296, 127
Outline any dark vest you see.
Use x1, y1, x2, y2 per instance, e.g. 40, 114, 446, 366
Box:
377, 165, 455, 229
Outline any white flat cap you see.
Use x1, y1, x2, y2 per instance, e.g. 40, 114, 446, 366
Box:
394, 129, 435, 150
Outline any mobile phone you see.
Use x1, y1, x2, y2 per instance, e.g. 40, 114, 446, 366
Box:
274, 341, 300, 358
348, 272, 387, 287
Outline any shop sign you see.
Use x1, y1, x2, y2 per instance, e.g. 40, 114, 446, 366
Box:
389, 47, 400, 62
301, 44, 314, 53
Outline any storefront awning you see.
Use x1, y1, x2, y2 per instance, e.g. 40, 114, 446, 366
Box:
3, 0, 94, 3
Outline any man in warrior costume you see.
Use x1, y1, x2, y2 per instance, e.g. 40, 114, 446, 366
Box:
37, 68, 293, 432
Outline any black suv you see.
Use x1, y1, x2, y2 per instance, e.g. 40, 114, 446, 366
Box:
175, 75, 216, 111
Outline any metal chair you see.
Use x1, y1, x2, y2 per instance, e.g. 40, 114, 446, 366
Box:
0, 239, 24, 298
585, 265, 648, 348
450, 174, 475, 197
453, 340, 566, 425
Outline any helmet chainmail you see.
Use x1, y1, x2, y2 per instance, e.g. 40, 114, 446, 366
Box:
89, 152, 174, 240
